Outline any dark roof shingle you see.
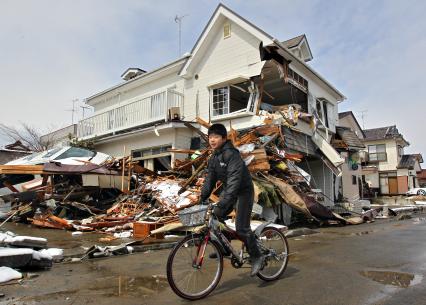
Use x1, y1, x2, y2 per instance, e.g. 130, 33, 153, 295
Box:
363, 125, 402, 141
335, 127, 365, 149
397, 154, 419, 169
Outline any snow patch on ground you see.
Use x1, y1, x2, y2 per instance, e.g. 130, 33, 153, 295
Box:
0, 266, 22, 283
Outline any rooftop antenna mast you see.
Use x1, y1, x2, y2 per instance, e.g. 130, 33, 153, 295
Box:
80, 105, 91, 119
66, 99, 79, 125
175, 14, 188, 56
358, 110, 368, 129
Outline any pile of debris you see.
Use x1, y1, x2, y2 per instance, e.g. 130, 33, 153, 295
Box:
0, 111, 400, 242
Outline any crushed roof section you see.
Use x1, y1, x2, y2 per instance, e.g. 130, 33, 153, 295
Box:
335, 127, 365, 149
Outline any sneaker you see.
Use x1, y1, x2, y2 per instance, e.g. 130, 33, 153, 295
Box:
250, 255, 265, 277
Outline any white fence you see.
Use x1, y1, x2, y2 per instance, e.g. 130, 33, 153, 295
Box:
78, 89, 184, 139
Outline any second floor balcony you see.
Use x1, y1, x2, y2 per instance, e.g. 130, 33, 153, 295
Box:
77, 89, 184, 140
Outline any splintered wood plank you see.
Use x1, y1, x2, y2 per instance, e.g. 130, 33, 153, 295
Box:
0, 165, 44, 175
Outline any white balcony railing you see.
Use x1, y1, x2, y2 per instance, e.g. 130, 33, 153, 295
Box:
78, 89, 184, 139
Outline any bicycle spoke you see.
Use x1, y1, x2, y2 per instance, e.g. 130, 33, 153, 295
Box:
168, 235, 223, 299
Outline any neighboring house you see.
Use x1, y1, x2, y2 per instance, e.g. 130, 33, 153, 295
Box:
0, 141, 32, 164
334, 111, 366, 201
417, 169, 426, 187
361, 125, 421, 195
40, 124, 78, 147
397, 154, 423, 191
77, 4, 345, 206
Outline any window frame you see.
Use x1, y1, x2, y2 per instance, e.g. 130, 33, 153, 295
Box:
368, 144, 387, 162
211, 86, 230, 117
315, 98, 331, 129
210, 81, 259, 118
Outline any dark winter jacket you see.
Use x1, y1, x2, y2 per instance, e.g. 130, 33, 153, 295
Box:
200, 140, 253, 209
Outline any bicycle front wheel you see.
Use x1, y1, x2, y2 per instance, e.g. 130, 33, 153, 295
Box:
167, 234, 223, 300
257, 227, 289, 281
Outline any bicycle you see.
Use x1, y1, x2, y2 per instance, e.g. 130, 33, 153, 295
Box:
166, 203, 290, 300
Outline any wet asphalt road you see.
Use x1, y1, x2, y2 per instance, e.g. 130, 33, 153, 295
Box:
2, 215, 426, 305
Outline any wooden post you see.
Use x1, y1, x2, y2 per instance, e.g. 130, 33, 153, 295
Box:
127, 155, 132, 192
121, 146, 126, 192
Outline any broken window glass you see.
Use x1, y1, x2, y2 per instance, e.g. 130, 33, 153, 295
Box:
211, 81, 258, 117
54, 147, 96, 160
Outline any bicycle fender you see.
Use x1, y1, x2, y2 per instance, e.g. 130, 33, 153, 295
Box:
254, 221, 273, 237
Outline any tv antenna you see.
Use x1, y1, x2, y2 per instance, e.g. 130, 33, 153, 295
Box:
358, 110, 368, 129
66, 99, 79, 124
80, 104, 91, 119
175, 14, 188, 56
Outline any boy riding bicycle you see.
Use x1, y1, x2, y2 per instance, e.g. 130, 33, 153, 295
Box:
200, 123, 264, 276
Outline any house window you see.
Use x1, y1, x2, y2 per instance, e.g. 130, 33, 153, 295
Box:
212, 87, 229, 116
211, 81, 259, 117
352, 175, 357, 185
132, 145, 172, 160
223, 23, 231, 38
368, 144, 387, 162
315, 98, 329, 128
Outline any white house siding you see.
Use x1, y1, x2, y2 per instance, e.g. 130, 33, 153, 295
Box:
364, 171, 380, 189
183, 18, 264, 124
173, 128, 196, 162
363, 139, 399, 172
338, 116, 364, 139
340, 154, 362, 201
94, 129, 175, 158
89, 65, 185, 114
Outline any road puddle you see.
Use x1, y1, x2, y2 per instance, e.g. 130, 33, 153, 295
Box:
360, 270, 423, 288
89, 274, 168, 297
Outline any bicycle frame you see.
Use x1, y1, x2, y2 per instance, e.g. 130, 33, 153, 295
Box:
192, 205, 248, 269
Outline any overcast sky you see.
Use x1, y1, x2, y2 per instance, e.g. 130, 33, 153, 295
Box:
0, 0, 425, 155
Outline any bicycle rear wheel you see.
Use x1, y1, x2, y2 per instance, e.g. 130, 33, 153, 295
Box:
257, 227, 289, 281
167, 234, 223, 300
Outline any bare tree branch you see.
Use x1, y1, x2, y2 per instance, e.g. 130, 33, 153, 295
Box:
0, 123, 54, 152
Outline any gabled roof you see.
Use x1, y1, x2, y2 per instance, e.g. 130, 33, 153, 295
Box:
179, 4, 344, 100
4, 141, 31, 152
397, 154, 423, 169
338, 111, 365, 138
121, 68, 146, 81
282, 35, 305, 48
335, 126, 365, 150
178, 3, 274, 78
363, 125, 409, 146
281, 34, 313, 62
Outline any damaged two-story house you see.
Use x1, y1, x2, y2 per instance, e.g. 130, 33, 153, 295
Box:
362, 125, 423, 195
77, 4, 345, 206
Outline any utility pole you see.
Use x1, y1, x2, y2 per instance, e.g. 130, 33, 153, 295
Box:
174, 14, 188, 56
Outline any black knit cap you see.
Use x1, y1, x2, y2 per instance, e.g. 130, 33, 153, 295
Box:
208, 123, 227, 138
